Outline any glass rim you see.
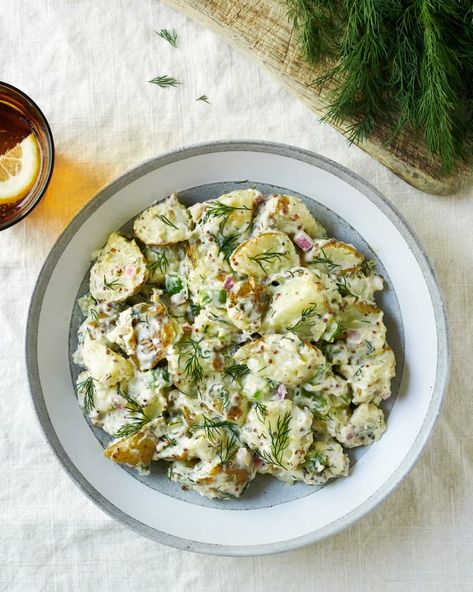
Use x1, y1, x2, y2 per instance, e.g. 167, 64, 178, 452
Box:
0, 81, 55, 231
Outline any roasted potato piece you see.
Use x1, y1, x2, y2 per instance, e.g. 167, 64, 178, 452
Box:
230, 231, 299, 279
82, 334, 133, 386
133, 193, 193, 246
234, 332, 325, 387
108, 302, 181, 370
90, 232, 148, 303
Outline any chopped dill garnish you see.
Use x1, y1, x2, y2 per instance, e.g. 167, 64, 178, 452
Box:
224, 363, 250, 381
248, 250, 287, 275
113, 387, 151, 438
215, 232, 239, 260
177, 338, 208, 383
336, 275, 357, 297
289, 304, 320, 334
258, 410, 292, 469
156, 214, 179, 229
360, 259, 376, 276
203, 201, 251, 231
149, 75, 181, 88
156, 28, 178, 48
147, 250, 169, 275
253, 401, 267, 423
77, 376, 95, 414
103, 275, 123, 291
89, 308, 99, 322
196, 95, 210, 103
217, 431, 239, 465
309, 248, 340, 272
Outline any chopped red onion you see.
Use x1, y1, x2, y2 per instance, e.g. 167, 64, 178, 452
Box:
223, 275, 234, 291
294, 232, 313, 252
276, 384, 287, 400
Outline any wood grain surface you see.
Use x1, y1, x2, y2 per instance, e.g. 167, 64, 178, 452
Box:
163, 0, 472, 195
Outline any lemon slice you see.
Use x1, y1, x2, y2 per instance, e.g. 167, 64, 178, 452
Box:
0, 133, 40, 204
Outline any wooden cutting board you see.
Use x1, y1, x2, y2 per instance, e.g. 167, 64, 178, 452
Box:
163, 0, 472, 195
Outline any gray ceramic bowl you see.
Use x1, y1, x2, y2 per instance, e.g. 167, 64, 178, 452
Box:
26, 141, 449, 555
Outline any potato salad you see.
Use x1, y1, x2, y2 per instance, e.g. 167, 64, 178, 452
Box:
73, 189, 395, 500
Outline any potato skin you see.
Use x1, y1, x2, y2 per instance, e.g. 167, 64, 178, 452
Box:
104, 432, 157, 467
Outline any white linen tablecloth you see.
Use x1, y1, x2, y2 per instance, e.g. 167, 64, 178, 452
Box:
1, 1, 472, 590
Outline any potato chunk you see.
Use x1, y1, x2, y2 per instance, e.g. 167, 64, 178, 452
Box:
241, 399, 313, 471
108, 302, 181, 370
226, 278, 269, 332
169, 446, 256, 499
104, 418, 166, 468
133, 193, 193, 246
304, 239, 364, 274
90, 232, 148, 303
234, 333, 325, 387
338, 403, 387, 448
230, 231, 299, 279
254, 194, 326, 238
263, 268, 340, 340
82, 333, 133, 386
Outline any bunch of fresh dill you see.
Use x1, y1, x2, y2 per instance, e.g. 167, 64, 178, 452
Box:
286, 0, 473, 170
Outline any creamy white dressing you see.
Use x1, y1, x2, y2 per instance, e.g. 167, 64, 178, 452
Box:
74, 189, 395, 500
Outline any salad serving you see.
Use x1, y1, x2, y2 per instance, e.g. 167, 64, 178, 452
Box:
73, 188, 395, 500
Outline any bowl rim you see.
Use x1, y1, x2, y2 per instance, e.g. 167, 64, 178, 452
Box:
25, 140, 450, 556
0, 81, 55, 231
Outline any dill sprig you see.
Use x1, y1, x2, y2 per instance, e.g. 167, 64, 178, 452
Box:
336, 275, 357, 298
89, 308, 99, 322
217, 431, 239, 465
258, 410, 292, 469
149, 75, 181, 88
77, 376, 95, 414
253, 401, 267, 423
147, 250, 169, 275
203, 201, 251, 231
289, 304, 321, 334
196, 95, 210, 103
309, 248, 340, 272
177, 338, 208, 383
286, 0, 473, 170
194, 416, 239, 465
113, 388, 151, 439
248, 250, 287, 275
215, 232, 239, 261
156, 214, 179, 229
360, 259, 376, 276
224, 363, 250, 381
156, 28, 178, 48
103, 275, 123, 291
194, 415, 238, 441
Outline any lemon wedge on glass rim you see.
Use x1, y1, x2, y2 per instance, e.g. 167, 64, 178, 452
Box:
0, 133, 40, 205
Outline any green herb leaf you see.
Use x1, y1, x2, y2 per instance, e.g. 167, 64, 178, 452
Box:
156, 214, 179, 229
196, 95, 210, 103
77, 376, 95, 415
113, 387, 152, 439
156, 28, 178, 48
177, 338, 209, 383
103, 275, 123, 291
224, 363, 250, 381
149, 75, 181, 88
248, 250, 287, 275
